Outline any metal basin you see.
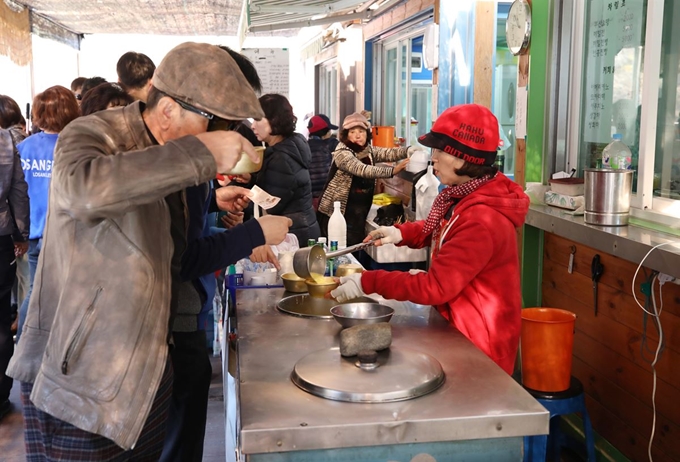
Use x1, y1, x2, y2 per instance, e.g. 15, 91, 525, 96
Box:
277, 294, 377, 318
330, 303, 395, 328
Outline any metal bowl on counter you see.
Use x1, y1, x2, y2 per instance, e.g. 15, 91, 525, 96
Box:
306, 277, 339, 298
281, 273, 307, 293
330, 303, 395, 328
334, 263, 364, 278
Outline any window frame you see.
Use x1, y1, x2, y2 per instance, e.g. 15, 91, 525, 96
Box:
372, 25, 429, 142
565, 0, 678, 220
316, 58, 338, 125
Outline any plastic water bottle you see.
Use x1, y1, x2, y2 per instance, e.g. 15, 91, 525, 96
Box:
328, 240, 338, 276
601, 134, 632, 169
328, 201, 347, 249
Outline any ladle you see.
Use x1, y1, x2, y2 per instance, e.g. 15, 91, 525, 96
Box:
293, 240, 376, 280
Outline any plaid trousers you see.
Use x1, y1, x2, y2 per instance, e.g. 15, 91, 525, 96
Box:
21, 359, 173, 461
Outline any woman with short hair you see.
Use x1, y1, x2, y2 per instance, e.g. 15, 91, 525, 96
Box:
251, 94, 320, 245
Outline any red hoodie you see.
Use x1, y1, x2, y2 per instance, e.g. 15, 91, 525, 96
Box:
361, 173, 529, 374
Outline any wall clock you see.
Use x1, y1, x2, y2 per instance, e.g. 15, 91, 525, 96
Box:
506, 0, 532, 56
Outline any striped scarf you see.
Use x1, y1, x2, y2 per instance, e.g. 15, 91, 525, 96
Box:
422, 175, 494, 235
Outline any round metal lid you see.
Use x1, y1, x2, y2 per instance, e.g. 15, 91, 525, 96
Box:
291, 347, 445, 403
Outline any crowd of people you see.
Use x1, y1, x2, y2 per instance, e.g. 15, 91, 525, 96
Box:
0, 40, 528, 462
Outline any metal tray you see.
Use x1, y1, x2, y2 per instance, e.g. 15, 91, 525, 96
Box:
277, 294, 376, 319
291, 347, 445, 403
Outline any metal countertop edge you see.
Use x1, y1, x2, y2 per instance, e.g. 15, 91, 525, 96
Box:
526, 205, 680, 279
239, 411, 549, 454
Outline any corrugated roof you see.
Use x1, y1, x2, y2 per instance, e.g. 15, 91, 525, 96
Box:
7, 0, 382, 36
12, 0, 244, 35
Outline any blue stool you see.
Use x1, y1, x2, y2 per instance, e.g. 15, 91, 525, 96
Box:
523, 376, 596, 462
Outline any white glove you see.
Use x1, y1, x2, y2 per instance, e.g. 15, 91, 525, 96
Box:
330, 273, 365, 303
368, 226, 403, 245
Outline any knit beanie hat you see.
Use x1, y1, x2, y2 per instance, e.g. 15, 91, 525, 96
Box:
342, 112, 370, 131
418, 104, 500, 166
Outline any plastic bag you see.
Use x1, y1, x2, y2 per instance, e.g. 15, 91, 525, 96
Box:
415, 165, 440, 220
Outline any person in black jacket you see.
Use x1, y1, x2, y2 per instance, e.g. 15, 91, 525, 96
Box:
307, 114, 339, 210
0, 128, 29, 420
251, 94, 320, 245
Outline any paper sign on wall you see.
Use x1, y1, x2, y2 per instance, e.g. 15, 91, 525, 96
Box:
241, 48, 289, 98
515, 85, 527, 139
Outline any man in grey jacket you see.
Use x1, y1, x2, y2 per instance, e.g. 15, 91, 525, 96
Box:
0, 128, 29, 421
7, 42, 270, 459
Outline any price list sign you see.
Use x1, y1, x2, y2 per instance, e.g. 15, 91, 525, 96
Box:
582, 0, 645, 144
242, 48, 290, 98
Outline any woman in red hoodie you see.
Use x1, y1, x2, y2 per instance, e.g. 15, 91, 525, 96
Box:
331, 104, 529, 375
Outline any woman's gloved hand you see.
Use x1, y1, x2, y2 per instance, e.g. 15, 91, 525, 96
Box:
364, 226, 403, 246
330, 273, 365, 303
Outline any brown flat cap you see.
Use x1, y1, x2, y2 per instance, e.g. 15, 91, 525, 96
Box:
153, 42, 264, 121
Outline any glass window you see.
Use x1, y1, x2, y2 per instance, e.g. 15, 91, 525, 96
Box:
577, 0, 646, 190
655, 0, 680, 199
317, 60, 337, 123
384, 47, 398, 128
378, 33, 433, 147
493, 1, 519, 176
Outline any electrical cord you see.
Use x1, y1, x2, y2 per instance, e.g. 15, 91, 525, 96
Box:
640, 271, 664, 364
630, 241, 678, 461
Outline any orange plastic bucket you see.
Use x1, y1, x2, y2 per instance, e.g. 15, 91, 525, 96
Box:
520, 308, 576, 392
371, 126, 395, 147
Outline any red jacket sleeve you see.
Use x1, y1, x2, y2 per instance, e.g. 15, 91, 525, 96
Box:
362, 217, 494, 305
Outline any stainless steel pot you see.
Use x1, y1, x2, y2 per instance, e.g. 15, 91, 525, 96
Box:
584, 168, 634, 226
293, 241, 375, 279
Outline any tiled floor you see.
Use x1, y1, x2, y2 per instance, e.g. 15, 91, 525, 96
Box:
0, 355, 225, 462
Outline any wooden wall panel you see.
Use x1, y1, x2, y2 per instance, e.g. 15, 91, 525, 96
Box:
540, 233, 680, 461
584, 394, 675, 462
573, 358, 680, 460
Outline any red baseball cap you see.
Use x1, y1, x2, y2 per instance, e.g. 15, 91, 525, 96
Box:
418, 104, 500, 166
307, 114, 338, 135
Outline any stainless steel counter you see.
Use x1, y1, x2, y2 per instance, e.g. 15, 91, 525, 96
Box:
230, 288, 548, 458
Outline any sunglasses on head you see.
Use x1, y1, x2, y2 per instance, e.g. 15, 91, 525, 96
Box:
161, 91, 214, 120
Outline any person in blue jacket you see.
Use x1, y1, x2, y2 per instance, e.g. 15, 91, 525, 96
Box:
16, 86, 79, 341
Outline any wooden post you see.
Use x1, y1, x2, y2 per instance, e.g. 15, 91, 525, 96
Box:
473, 1, 495, 108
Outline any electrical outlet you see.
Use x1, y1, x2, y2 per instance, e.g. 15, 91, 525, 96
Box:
658, 273, 679, 285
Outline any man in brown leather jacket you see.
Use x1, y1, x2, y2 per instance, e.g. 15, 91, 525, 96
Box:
7, 42, 277, 459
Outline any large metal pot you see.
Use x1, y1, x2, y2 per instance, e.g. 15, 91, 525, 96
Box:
584, 168, 634, 226
293, 241, 376, 279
